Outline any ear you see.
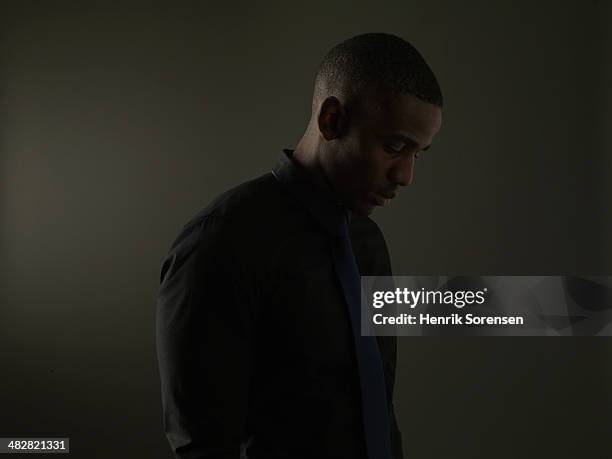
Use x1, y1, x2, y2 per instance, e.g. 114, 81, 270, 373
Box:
317, 96, 350, 140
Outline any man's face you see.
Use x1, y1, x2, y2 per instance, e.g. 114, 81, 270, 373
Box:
321, 89, 442, 216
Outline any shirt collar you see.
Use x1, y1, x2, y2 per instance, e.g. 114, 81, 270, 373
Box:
271, 148, 351, 237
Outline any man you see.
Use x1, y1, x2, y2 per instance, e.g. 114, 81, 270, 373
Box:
156, 32, 443, 459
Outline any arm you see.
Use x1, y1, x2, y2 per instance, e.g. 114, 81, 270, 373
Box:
156, 216, 254, 459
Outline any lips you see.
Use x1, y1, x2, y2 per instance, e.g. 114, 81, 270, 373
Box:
378, 191, 397, 199
372, 192, 393, 206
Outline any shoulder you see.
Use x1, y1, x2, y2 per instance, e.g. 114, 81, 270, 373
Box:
162, 171, 296, 272
159, 174, 275, 286
181, 172, 283, 227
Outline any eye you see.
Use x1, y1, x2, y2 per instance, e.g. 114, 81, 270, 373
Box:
383, 141, 406, 154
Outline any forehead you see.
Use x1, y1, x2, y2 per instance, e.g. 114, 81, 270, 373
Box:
362, 88, 442, 144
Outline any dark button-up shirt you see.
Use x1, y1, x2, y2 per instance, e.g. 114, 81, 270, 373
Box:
156, 149, 403, 459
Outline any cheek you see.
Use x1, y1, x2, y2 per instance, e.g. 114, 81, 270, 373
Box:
361, 149, 390, 183
336, 136, 388, 192
335, 140, 369, 183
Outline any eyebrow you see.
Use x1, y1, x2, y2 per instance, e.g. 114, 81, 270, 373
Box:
385, 134, 431, 151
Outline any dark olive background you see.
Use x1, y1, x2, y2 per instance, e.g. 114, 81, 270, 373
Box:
1, 2, 611, 458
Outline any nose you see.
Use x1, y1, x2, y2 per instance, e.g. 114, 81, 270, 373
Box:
389, 154, 415, 187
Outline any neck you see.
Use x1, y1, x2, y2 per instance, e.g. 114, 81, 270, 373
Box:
292, 122, 348, 209
293, 127, 330, 193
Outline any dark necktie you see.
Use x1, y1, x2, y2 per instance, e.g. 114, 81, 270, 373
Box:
330, 210, 393, 459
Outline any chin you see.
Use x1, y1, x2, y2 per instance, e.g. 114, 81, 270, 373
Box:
351, 202, 375, 217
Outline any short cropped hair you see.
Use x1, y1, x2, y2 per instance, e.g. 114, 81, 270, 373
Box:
312, 33, 443, 115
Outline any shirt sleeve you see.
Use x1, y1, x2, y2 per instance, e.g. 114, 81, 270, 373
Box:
155, 215, 254, 459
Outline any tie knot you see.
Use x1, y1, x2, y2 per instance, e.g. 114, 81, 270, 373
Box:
335, 208, 351, 239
